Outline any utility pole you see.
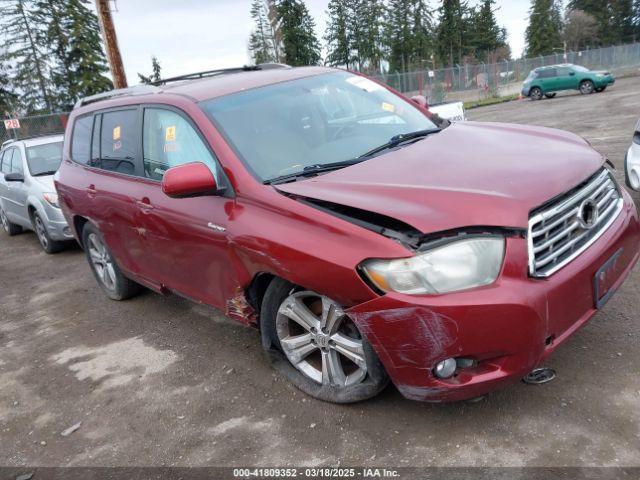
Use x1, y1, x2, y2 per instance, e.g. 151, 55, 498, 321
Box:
95, 0, 127, 89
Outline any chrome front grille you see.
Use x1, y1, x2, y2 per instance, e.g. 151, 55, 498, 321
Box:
528, 168, 623, 278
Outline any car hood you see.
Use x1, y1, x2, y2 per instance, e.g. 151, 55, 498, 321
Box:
31, 175, 55, 191
275, 121, 605, 234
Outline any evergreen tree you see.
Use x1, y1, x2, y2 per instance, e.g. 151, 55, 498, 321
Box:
138, 56, 162, 85
0, 0, 53, 113
34, 0, 112, 110
525, 0, 563, 57
470, 0, 508, 62
385, 0, 435, 72
358, 0, 386, 72
567, 0, 636, 45
324, 0, 351, 68
0, 52, 18, 115
249, 0, 277, 64
276, 0, 321, 66
435, 0, 470, 67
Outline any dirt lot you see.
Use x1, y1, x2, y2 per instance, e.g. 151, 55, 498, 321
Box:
1, 77, 639, 469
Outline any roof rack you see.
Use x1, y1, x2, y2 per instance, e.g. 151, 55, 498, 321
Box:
151, 62, 291, 86
75, 84, 160, 109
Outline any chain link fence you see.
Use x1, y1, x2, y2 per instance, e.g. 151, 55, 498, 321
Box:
372, 42, 640, 104
1, 112, 69, 145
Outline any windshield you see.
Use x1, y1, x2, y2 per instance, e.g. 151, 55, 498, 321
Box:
201, 72, 438, 182
26, 142, 63, 176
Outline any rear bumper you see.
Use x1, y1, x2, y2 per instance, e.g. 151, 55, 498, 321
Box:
348, 191, 640, 402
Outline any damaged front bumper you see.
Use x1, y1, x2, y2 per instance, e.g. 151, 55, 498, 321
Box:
347, 191, 640, 402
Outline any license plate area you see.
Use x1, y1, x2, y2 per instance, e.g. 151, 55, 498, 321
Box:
593, 248, 624, 309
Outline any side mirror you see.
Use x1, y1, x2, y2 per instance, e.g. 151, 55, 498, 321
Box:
410, 95, 429, 109
161, 162, 220, 198
4, 172, 24, 182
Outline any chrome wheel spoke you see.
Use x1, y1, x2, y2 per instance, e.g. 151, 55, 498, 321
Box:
321, 349, 347, 387
105, 263, 117, 287
280, 333, 317, 364
89, 249, 102, 264
331, 332, 366, 369
278, 296, 320, 333
320, 296, 343, 334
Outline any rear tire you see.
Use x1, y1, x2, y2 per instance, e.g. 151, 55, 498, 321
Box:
260, 278, 388, 403
580, 80, 595, 94
544, 93, 556, 99
81, 222, 141, 300
33, 212, 65, 254
0, 208, 22, 236
529, 87, 543, 101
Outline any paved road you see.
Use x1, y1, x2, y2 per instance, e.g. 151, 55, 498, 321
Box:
1, 77, 639, 468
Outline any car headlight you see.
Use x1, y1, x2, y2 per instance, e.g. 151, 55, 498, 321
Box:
361, 236, 505, 295
43, 192, 60, 208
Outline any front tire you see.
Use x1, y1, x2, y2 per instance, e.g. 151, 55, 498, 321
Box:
580, 80, 595, 94
529, 87, 543, 101
260, 278, 388, 403
33, 212, 65, 254
82, 223, 141, 300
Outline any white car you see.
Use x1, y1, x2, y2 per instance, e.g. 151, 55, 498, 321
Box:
626, 119, 640, 191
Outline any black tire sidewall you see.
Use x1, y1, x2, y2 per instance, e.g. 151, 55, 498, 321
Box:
260, 278, 389, 404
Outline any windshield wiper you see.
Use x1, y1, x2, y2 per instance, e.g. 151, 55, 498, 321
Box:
32, 170, 58, 177
358, 128, 441, 159
264, 159, 364, 185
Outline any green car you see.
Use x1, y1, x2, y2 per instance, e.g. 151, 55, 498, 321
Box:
521, 64, 615, 100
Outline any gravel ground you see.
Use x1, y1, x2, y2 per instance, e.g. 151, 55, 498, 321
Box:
1, 77, 639, 469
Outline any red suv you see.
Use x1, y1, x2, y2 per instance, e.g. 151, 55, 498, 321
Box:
56, 66, 640, 403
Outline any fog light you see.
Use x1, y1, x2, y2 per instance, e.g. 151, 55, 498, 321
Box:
434, 358, 457, 379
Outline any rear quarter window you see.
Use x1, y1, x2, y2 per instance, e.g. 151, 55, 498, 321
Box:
71, 115, 93, 165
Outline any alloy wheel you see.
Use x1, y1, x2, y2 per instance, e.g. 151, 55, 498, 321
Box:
276, 291, 367, 388
87, 233, 117, 291
0, 210, 8, 233
34, 215, 49, 248
580, 81, 594, 94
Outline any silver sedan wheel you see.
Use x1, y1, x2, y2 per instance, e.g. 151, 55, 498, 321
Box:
0, 209, 8, 232
34, 215, 49, 248
87, 233, 117, 291
276, 291, 367, 388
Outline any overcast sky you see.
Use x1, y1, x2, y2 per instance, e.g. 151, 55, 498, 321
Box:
102, 0, 537, 84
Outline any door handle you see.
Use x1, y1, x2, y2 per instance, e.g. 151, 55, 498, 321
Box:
86, 185, 97, 197
136, 198, 154, 211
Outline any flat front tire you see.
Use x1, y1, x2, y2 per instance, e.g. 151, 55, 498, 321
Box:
82, 223, 141, 301
1, 208, 22, 236
260, 278, 388, 403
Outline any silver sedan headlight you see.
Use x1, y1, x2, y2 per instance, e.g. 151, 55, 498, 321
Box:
361, 236, 505, 295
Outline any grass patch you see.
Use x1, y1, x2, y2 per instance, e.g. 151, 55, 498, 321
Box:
464, 94, 520, 110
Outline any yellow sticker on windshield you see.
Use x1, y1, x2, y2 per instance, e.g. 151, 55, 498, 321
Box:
113, 126, 121, 140
381, 102, 395, 113
165, 126, 176, 142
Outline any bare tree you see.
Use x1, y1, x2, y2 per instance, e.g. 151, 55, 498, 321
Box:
564, 9, 599, 51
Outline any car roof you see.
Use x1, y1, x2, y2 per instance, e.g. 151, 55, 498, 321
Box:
76, 66, 336, 112
536, 64, 576, 71
2, 134, 64, 151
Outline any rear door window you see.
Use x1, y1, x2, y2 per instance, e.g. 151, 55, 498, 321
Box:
71, 115, 93, 165
142, 107, 219, 182
99, 109, 138, 175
